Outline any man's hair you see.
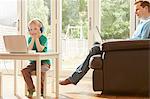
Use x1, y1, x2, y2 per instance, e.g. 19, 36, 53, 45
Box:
135, 0, 150, 12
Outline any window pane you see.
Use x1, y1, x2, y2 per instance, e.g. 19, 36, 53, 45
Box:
101, 0, 130, 40
62, 0, 88, 69
0, 0, 17, 71
27, 0, 52, 49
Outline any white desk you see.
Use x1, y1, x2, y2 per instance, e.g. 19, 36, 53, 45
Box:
0, 52, 59, 99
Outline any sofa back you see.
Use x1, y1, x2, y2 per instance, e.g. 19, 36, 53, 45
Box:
102, 39, 150, 51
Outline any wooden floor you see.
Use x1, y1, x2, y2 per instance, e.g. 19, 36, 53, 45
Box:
0, 75, 149, 99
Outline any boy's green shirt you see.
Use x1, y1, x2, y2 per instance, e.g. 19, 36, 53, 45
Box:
28, 35, 51, 65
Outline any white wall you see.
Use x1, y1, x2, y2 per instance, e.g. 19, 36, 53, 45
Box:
0, 0, 17, 26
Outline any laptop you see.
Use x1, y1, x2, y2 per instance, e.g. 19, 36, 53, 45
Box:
3, 35, 28, 53
95, 26, 103, 44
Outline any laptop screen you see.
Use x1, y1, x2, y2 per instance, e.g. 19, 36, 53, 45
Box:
3, 35, 28, 53
95, 26, 103, 44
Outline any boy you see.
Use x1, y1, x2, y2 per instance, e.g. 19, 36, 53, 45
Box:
21, 19, 50, 98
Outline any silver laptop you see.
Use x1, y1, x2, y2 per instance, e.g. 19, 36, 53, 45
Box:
96, 26, 103, 44
3, 35, 28, 53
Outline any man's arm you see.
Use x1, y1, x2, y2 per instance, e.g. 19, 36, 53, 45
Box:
141, 21, 150, 39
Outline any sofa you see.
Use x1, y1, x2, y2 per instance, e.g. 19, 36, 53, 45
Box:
90, 39, 150, 96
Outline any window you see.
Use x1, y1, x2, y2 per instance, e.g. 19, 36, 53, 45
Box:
100, 0, 130, 40
61, 0, 88, 70
27, 0, 51, 37
0, 0, 18, 72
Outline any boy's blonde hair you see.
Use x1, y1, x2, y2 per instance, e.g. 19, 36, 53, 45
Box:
28, 18, 42, 28
28, 18, 44, 33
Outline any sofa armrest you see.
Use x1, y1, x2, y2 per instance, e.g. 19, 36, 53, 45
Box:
89, 55, 102, 69
102, 39, 150, 51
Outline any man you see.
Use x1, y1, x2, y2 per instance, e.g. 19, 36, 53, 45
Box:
59, 0, 150, 85
131, 0, 150, 39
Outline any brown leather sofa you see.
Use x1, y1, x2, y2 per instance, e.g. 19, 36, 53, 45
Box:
90, 39, 150, 96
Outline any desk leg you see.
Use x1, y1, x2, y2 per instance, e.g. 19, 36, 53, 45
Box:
36, 58, 41, 99
14, 60, 17, 96
55, 57, 59, 98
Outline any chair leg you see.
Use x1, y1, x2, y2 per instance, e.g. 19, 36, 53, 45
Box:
51, 67, 55, 93
51, 77, 55, 93
0, 72, 2, 98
